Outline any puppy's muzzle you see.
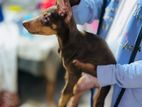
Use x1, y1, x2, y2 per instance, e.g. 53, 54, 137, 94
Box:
23, 21, 30, 29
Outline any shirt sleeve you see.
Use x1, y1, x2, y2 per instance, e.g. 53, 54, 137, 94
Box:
97, 60, 142, 88
72, 0, 103, 24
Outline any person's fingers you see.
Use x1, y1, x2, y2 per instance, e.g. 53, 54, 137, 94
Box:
73, 73, 100, 94
67, 93, 82, 107
73, 60, 95, 73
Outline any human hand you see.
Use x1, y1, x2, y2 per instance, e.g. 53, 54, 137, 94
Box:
74, 72, 100, 94
69, 0, 80, 6
72, 59, 100, 93
67, 73, 100, 107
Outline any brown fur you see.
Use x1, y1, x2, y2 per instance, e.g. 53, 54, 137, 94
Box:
23, 0, 116, 107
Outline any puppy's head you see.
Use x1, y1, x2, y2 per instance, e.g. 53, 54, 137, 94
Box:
23, 0, 75, 36
23, 6, 64, 35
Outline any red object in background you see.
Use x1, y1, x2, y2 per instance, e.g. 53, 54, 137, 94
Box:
40, 0, 56, 9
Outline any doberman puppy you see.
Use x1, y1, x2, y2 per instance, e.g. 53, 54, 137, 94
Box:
23, 0, 116, 106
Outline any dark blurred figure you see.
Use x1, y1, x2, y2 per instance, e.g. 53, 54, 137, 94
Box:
0, 0, 4, 22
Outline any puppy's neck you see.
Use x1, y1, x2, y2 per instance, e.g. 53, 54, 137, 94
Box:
57, 18, 79, 52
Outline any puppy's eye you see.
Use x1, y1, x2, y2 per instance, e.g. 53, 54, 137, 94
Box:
42, 15, 51, 25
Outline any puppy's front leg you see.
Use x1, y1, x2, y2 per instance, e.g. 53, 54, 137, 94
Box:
58, 71, 80, 107
67, 92, 82, 107
58, 89, 72, 107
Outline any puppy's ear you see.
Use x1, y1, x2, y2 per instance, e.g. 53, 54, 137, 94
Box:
56, 0, 73, 23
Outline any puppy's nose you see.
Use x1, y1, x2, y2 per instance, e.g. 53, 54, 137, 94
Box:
23, 21, 30, 29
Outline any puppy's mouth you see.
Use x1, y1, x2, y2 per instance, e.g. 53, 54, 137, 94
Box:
25, 28, 39, 34
29, 31, 38, 34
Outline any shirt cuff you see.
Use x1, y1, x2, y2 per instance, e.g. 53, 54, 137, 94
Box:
97, 64, 116, 87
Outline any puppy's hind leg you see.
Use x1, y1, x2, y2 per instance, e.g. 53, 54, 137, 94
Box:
94, 86, 111, 107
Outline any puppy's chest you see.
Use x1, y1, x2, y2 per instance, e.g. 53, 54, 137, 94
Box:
61, 44, 93, 65
61, 45, 79, 64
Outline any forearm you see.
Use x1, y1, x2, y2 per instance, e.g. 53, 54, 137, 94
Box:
72, 0, 104, 24
97, 60, 142, 88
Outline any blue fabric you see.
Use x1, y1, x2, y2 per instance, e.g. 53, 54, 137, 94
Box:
117, 3, 142, 64
72, 0, 103, 24
99, 0, 120, 39
72, 0, 120, 38
0, 5, 4, 22
111, 2, 142, 107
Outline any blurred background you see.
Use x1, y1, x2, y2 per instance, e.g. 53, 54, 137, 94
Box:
0, 0, 98, 107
